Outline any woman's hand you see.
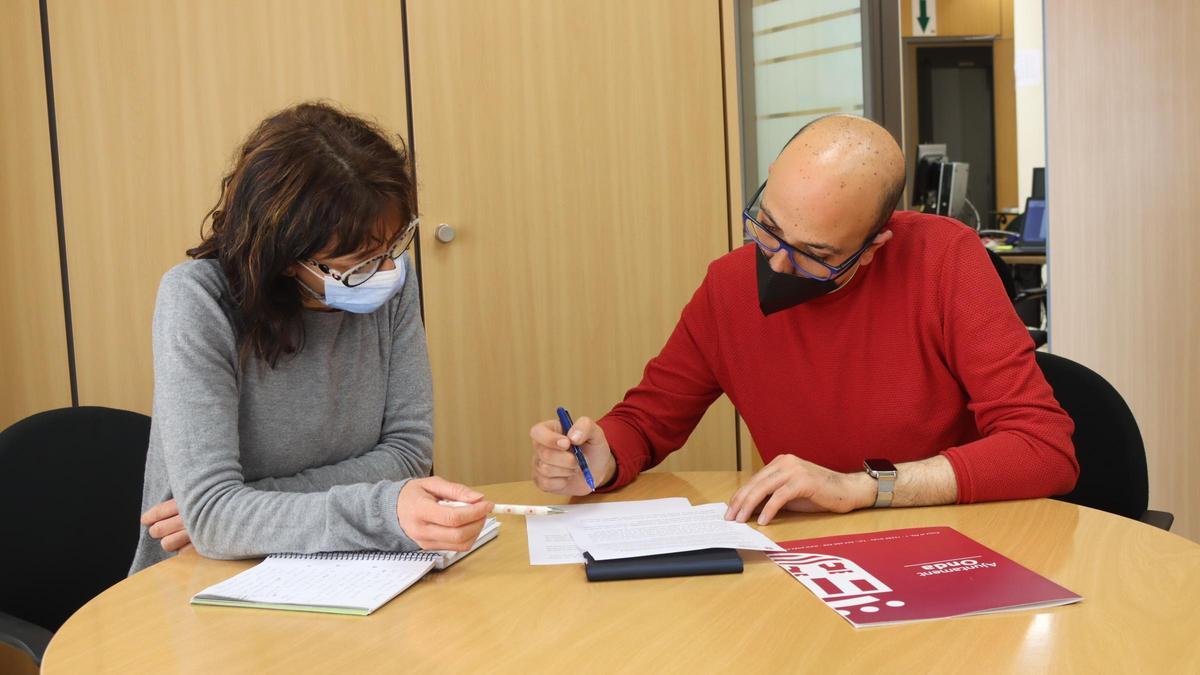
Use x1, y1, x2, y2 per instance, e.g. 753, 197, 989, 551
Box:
396, 477, 494, 551
141, 498, 194, 552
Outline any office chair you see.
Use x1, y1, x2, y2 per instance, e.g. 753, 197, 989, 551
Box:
986, 249, 1048, 347
1036, 352, 1174, 530
0, 406, 151, 667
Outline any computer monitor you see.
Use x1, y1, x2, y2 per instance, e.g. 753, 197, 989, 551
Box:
936, 162, 969, 218
913, 143, 947, 210
1020, 197, 1047, 246
1031, 167, 1045, 200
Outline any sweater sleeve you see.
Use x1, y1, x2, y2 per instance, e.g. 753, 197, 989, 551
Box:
597, 268, 725, 490
152, 264, 419, 559
936, 229, 1078, 502
246, 255, 434, 494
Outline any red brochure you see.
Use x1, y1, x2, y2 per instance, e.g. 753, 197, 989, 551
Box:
768, 527, 1081, 627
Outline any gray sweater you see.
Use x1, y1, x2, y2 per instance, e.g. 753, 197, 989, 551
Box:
130, 256, 433, 574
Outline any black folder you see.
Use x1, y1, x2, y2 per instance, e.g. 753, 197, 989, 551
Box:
583, 548, 743, 582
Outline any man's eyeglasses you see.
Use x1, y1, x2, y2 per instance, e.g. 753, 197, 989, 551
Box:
306, 218, 418, 287
743, 182, 873, 281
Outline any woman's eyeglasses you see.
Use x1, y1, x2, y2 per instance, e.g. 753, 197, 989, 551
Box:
306, 218, 418, 287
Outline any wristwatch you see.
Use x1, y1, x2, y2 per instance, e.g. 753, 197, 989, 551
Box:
864, 459, 898, 508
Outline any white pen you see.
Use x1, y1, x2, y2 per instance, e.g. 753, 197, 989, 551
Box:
439, 500, 566, 516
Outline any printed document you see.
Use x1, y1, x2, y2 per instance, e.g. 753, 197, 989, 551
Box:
525, 498, 692, 565
568, 503, 784, 560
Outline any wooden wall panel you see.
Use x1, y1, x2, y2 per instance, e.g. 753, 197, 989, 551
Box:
409, 0, 737, 485
993, 36, 1018, 210
901, 0, 1001, 37
901, 41, 920, 205
723, 0, 758, 473
993, 0, 1017, 210
0, 0, 72, 428
1046, 0, 1200, 541
999, 0, 1014, 37
48, 0, 410, 413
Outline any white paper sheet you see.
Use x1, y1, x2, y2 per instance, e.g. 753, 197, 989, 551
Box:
567, 502, 784, 561
525, 498, 693, 565
1015, 49, 1043, 88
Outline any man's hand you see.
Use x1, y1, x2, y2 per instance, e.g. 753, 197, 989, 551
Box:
529, 415, 616, 496
725, 454, 875, 525
141, 498, 194, 553
396, 477, 494, 551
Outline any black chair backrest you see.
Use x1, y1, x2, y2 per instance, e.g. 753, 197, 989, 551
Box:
1035, 352, 1150, 520
985, 249, 1018, 301
0, 407, 150, 631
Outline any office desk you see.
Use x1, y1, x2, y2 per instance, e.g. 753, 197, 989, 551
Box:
996, 252, 1046, 265
42, 472, 1200, 673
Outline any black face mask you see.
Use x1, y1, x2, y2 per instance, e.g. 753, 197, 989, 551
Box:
755, 246, 843, 316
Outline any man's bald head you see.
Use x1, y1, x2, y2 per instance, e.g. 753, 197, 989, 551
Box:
781, 115, 906, 229
755, 115, 906, 277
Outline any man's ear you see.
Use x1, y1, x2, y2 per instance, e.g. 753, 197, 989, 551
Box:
858, 229, 893, 267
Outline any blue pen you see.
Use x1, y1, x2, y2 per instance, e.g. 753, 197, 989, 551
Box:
556, 407, 595, 491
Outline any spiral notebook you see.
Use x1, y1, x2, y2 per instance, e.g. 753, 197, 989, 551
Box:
192, 518, 498, 616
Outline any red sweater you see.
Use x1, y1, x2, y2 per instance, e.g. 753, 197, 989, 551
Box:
597, 211, 1077, 503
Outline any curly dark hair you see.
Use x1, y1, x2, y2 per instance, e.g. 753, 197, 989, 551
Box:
187, 101, 416, 367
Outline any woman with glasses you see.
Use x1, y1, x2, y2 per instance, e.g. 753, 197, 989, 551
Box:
131, 102, 492, 574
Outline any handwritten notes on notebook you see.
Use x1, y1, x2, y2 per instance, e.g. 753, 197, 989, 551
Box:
192, 553, 437, 615
192, 518, 501, 615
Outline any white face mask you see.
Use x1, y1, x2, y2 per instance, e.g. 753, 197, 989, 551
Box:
301, 253, 408, 314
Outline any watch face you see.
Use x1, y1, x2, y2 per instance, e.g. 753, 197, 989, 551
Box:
864, 458, 897, 474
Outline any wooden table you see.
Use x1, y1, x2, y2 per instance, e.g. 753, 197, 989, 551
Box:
43, 472, 1200, 673
997, 252, 1046, 265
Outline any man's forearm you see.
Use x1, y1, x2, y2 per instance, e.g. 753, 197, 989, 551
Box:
849, 454, 958, 509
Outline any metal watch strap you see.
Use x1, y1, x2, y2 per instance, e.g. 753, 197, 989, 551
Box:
873, 471, 895, 508
864, 460, 897, 508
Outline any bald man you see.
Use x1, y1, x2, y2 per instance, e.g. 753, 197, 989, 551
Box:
529, 115, 1077, 524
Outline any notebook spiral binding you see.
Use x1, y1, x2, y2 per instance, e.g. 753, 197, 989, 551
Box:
272, 551, 441, 562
